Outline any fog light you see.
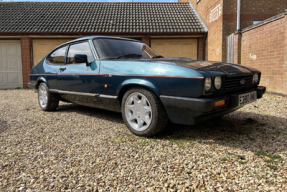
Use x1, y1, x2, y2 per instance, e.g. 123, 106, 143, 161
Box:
215, 100, 226, 107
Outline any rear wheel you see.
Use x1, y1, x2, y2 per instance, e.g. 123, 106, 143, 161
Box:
121, 87, 168, 137
38, 83, 59, 111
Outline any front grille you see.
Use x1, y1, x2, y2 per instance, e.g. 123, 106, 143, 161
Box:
225, 75, 253, 91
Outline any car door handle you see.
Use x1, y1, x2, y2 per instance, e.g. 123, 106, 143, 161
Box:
59, 67, 66, 72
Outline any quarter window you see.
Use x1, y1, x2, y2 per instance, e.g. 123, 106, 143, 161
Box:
47, 46, 67, 64
67, 41, 94, 64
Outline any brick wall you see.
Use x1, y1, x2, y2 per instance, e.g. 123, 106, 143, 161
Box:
239, 12, 287, 96
186, 0, 224, 62
142, 37, 150, 46
181, 0, 287, 62
21, 37, 32, 88
223, 0, 287, 62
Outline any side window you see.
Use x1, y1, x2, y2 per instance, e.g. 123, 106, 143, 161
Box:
47, 46, 67, 64
67, 41, 94, 64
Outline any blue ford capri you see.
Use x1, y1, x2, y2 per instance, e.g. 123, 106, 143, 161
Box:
28, 36, 266, 136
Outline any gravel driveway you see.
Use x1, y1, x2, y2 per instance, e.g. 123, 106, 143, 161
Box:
0, 89, 287, 191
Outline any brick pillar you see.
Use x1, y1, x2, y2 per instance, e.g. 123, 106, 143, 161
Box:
21, 37, 32, 88
142, 37, 150, 47
198, 37, 204, 60
234, 31, 242, 64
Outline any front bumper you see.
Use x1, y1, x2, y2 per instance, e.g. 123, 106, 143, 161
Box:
160, 86, 266, 125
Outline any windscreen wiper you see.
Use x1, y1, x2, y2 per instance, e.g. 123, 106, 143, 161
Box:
152, 55, 164, 59
117, 54, 142, 59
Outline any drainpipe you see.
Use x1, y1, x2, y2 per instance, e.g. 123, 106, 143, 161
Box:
237, 0, 241, 30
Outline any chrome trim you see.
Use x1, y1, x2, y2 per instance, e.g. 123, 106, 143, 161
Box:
49, 89, 58, 93
99, 94, 118, 99
51, 89, 98, 97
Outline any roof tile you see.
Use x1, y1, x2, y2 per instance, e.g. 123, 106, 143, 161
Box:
0, 2, 206, 34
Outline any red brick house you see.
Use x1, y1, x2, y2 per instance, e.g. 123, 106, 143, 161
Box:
0, 2, 207, 89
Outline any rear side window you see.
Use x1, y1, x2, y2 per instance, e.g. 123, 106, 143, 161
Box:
67, 41, 94, 64
47, 46, 67, 64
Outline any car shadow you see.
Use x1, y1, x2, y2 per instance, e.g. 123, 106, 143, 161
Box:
56, 103, 123, 124
56, 103, 287, 154
0, 119, 9, 134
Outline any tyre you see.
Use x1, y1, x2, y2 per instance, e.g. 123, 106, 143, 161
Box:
121, 87, 168, 137
38, 83, 59, 111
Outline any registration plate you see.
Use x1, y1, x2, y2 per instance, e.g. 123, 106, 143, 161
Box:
238, 91, 257, 106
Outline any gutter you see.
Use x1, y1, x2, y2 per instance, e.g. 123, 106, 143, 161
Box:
237, 0, 241, 30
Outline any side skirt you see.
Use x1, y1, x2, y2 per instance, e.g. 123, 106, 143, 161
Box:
49, 89, 121, 112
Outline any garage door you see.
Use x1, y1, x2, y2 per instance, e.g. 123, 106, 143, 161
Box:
0, 40, 22, 89
33, 39, 73, 66
151, 39, 198, 60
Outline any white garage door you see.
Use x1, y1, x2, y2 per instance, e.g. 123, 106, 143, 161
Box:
0, 40, 22, 89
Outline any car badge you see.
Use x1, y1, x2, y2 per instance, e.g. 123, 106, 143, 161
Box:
240, 79, 245, 85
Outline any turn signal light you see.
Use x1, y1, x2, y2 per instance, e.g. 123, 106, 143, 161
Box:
215, 100, 226, 107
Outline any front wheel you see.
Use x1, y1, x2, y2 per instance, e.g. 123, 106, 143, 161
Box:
121, 87, 168, 137
38, 83, 59, 111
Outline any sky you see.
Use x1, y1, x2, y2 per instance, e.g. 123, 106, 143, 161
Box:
1, 0, 178, 2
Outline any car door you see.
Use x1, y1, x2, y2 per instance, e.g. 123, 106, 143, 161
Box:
57, 41, 100, 95
43, 46, 68, 89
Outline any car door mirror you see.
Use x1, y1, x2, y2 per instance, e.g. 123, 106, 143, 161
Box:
74, 54, 90, 66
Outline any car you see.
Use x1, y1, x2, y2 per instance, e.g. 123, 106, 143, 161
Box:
28, 36, 266, 136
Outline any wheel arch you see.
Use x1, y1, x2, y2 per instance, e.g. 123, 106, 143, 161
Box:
35, 77, 48, 89
117, 79, 161, 105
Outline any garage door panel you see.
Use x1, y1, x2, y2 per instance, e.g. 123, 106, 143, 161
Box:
0, 74, 4, 85
7, 58, 21, 70
0, 40, 22, 89
151, 39, 198, 60
0, 59, 3, 70
7, 72, 22, 84
34, 44, 50, 54
7, 44, 18, 55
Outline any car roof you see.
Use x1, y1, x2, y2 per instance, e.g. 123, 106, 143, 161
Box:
57, 36, 140, 48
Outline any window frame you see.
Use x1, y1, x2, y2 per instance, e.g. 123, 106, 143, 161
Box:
92, 38, 152, 60
46, 45, 68, 65
65, 40, 95, 65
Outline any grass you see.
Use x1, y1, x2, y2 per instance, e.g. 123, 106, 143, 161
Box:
238, 160, 248, 165
220, 158, 228, 162
266, 164, 277, 171
255, 152, 283, 163
228, 152, 235, 156
138, 141, 148, 147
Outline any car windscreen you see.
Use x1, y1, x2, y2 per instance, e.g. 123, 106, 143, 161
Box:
93, 38, 161, 59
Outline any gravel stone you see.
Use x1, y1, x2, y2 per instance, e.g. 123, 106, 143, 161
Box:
0, 89, 287, 191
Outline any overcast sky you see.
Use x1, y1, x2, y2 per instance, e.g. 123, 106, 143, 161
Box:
2, 0, 178, 2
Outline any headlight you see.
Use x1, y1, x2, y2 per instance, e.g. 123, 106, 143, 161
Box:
214, 76, 222, 89
253, 73, 259, 83
205, 77, 212, 91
